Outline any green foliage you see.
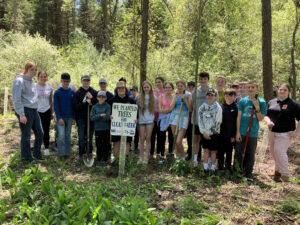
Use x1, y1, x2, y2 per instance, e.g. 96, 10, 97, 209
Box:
169, 158, 190, 176
280, 198, 300, 215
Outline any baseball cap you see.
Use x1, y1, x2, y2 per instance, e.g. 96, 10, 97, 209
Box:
206, 88, 217, 95
116, 81, 126, 88
61, 73, 70, 81
119, 77, 127, 83
97, 91, 107, 97
131, 85, 138, 91
99, 78, 107, 84
81, 75, 90, 81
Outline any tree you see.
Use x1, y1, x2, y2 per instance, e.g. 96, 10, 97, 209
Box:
140, 0, 149, 87
0, 0, 7, 30
261, 0, 273, 102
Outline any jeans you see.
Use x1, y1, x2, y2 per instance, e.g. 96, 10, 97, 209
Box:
234, 136, 257, 175
16, 107, 44, 161
38, 109, 51, 149
57, 118, 73, 156
76, 118, 94, 156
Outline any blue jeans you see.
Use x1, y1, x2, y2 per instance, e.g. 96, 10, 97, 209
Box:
57, 118, 73, 156
16, 108, 44, 161
76, 118, 94, 156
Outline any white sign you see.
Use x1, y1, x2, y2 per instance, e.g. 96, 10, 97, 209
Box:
110, 103, 138, 137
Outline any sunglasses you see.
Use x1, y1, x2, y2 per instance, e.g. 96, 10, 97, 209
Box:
206, 93, 215, 96
225, 92, 235, 96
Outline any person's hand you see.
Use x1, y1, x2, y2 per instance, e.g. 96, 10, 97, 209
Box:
288, 131, 298, 139
20, 116, 27, 124
58, 118, 64, 126
250, 96, 260, 111
86, 98, 91, 104
86, 92, 93, 99
230, 137, 235, 143
236, 132, 242, 142
203, 132, 211, 140
135, 120, 138, 124
72, 120, 75, 125
110, 115, 113, 120
266, 120, 274, 129
51, 114, 54, 120
100, 113, 106, 117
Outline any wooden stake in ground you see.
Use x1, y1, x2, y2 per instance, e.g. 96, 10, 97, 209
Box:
4, 87, 8, 116
119, 122, 127, 177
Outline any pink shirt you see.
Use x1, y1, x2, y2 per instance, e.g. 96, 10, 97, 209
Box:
153, 89, 165, 121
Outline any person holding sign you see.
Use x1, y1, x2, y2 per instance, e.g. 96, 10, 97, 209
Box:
169, 79, 192, 159
108, 81, 136, 156
136, 81, 156, 164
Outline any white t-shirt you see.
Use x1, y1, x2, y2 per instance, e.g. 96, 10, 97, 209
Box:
36, 84, 52, 113
137, 94, 156, 124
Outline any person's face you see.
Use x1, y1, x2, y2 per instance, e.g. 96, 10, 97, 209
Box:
246, 83, 258, 97
97, 96, 106, 104
224, 92, 235, 105
61, 80, 70, 89
117, 86, 126, 96
176, 83, 185, 93
277, 86, 289, 100
99, 82, 107, 90
155, 79, 164, 89
164, 84, 173, 94
216, 78, 226, 89
206, 93, 216, 104
27, 66, 37, 78
199, 77, 209, 87
232, 86, 240, 94
143, 83, 151, 94
81, 79, 90, 89
130, 89, 137, 97
188, 85, 195, 93
38, 72, 48, 84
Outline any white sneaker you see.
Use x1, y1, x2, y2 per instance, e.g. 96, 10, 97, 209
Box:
208, 157, 212, 168
193, 160, 198, 167
210, 165, 216, 172
137, 158, 143, 165
44, 149, 50, 156
203, 163, 209, 171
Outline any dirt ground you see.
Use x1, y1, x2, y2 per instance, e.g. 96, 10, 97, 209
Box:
0, 117, 299, 224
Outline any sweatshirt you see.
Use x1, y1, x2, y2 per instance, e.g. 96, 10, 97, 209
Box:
12, 73, 38, 116
54, 87, 75, 120
90, 102, 111, 131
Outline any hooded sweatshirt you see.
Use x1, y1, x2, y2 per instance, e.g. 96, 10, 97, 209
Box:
12, 73, 38, 117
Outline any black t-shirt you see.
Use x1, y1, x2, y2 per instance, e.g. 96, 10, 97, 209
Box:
220, 102, 238, 138
108, 94, 136, 115
267, 97, 300, 133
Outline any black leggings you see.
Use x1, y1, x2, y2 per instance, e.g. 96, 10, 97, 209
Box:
217, 136, 234, 170
38, 109, 51, 149
156, 121, 174, 156
95, 130, 110, 161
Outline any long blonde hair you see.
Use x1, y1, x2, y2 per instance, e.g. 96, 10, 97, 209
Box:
140, 81, 155, 115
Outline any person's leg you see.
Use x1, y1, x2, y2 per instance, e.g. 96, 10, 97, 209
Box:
203, 148, 209, 170
167, 126, 174, 154
76, 119, 86, 157
225, 139, 234, 171
57, 121, 66, 157
103, 130, 111, 162
274, 133, 291, 177
139, 126, 146, 160
64, 118, 73, 156
145, 125, 154, 159
194, 134, 201, 162
210, 150, 217, 170
134, 126, 139, 150
89, 121, 94, 154
176, 129, 186, 158
157, 121, 166, 157
268, 132, 278, 172
244, 137, 258, 177
186, 121, 192, 159
217, 136, 225, 170
38, 110, 49, 149
95, 130, 101, 161
234, 136, 244, 172
150, 122, 158, 156
113, 141, 120, 156
31, 110, 44, 159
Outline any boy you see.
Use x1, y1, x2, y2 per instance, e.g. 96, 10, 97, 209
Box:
90, 91, 111, 166
99, 78, 113, 101
130, 85, 139, 153
54, 73, 75, 158
215, 76, 227, 104
234, 81, 266, 181
218, 88, 238, 171
186, 81, 195, 160
198, 88, 222, 171
230, 82, 242, 104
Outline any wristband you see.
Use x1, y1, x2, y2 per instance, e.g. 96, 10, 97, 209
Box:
256, 109, 261, 113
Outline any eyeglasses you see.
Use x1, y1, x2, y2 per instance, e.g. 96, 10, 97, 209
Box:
225, 92, 235, 96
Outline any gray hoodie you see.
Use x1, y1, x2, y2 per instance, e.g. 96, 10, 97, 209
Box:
12, 73, 38, 116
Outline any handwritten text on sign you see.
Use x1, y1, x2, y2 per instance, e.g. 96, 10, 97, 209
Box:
110, 103, 138, 137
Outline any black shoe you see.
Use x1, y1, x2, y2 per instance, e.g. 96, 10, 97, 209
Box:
34, 156, 44, 161
95, 161, 101, 167
185, 155, 191, 161
246, 173, 254, 182
134, 148, 139, 154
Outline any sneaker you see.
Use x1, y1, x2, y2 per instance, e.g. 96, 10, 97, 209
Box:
203, 163, 209, 171
246, 173, 254, 182
208, 157, 212, 168
193, 160, 198, 167
159, 158, 165, 164
34, 156, 45, 161
210, 165, 216, 172
185, 155, 191, 161
29, 159, 38, 165
137, 158, 143, 165
268, 170, 281, 177
43, 149, 50, 156
156, 154, 161, 160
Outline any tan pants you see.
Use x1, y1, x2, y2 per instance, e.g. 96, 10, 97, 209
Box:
269, 131, 292, 176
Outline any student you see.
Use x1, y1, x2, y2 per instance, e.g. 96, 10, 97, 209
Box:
186, 81, 195, 160
99, 78, 113, 101
151, 77, 166, 158
198, 88, 222, 171
215, 76, 226, 104
90, 91, 111, 166
218, 88, 238, 171
108, 81, 136, 156
36, 71, 53, 156
264, 83, 300, 182
231, 82, 242, 104
234, 81, 267, 181
169, 79, 192, 158
136, 81, 156, 164
239, 81, 248, 98
72, 75, 98, 159
54, 73, 75, 158
130, 85, 140, 153
157, 82, 174, 164
12, 62, 44, 164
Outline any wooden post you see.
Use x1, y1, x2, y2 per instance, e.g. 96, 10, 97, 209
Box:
118, 122, 127, 177
4, 87, 8, 116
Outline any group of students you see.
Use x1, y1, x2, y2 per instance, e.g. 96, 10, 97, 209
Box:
12, 62, 300, 182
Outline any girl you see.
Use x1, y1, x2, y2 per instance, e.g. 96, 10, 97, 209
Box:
137, 81, 156, 164
169, 80, 192, 158
264, 83, 300, 182
36, 71, 53, 155
157, 82, 174, 164
12, 62, 43, 163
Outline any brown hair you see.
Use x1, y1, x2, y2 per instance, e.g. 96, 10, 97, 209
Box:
247, 81, 259, 88
155, 77, 165, 83
224, 88, 236, 96
37, 70, 48, 78
176, 79, 186, 87
164, 82, 174, 90
216, 75, 226, 83
139, 81, 155, 115
199, 72, 210, 80
279, 83, 290, 92
22, 62, 37, 74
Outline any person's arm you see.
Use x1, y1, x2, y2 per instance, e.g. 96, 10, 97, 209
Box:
158, 95, 163, 113
12, 78, 25, 118
72, 91, 88, 112
252, 98, 265, 121
185, 93, 192, 112
90, 105, 101, 121
49, 90, 54, 119
235, 111, 242, 142
264, 116, 274, 129
169, 94, 176, 111
102, 104, 111, 121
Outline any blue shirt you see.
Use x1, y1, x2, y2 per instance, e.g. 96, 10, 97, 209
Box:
238, 97, 267, 138
54, 87, 75, 120
90, 102, 111, 131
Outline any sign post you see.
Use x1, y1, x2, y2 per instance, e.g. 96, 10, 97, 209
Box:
110, 103, 138, 177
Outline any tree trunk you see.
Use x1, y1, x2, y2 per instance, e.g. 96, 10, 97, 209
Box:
140, 0, 149, 89
0, 0, 7, 30
261, 0, 273, 102
102, 0, 110, 50
12, 0, 17, 32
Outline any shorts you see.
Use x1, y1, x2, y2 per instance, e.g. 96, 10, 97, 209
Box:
111, 135, 133, 143
170, 115, 189, 130
200, 133, 219, 151
138, 122, 154, 127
